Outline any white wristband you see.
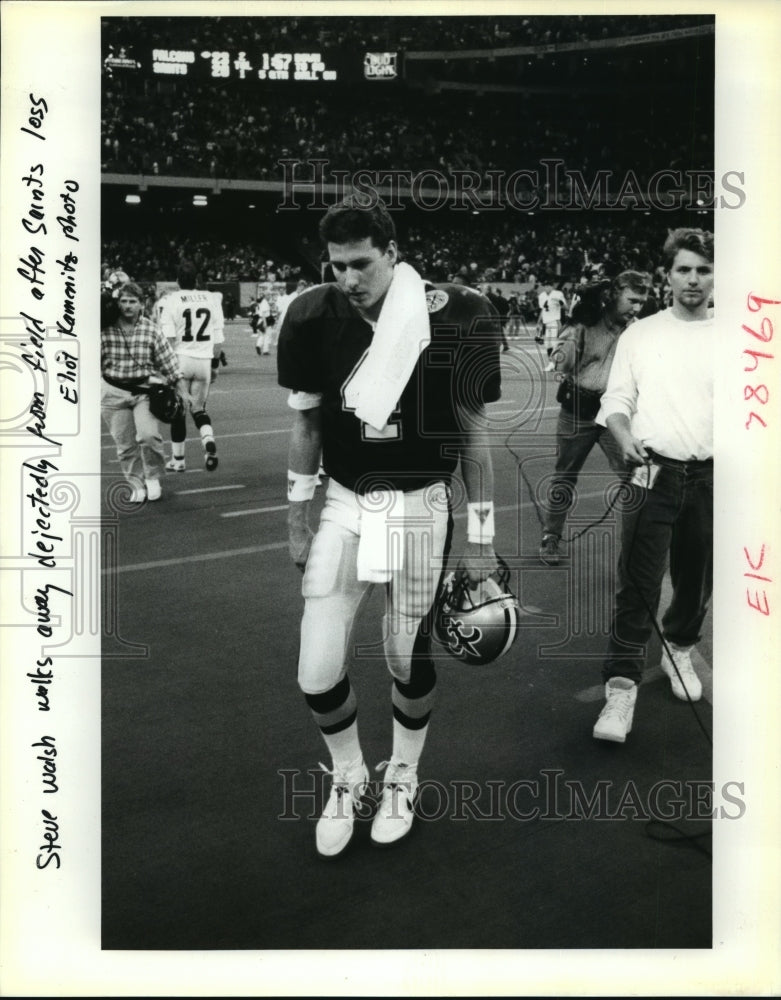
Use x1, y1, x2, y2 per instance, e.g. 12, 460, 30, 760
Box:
467, 501, 495, 544
287, 470, 318, 502
287, 390, 323, 411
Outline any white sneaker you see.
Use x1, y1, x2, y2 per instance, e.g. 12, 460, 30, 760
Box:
593, 678, 638, 743
544, 361, 555, 372
145, 478, 162, 501
166, 458, 186, 472
660, 645, 702, 702
316, 758, 369, 859
127, 483, 146, 503
371, 759, 419, 847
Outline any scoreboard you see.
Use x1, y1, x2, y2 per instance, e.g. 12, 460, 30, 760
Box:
104, 44, 402, 83
152, 48, 339, 81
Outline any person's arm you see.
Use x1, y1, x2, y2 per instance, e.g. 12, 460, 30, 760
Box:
286, 405, 323, 571
605, 413, 648, 465
212, 293, 225, 350
153, 327, 192, 406
600, 335, 646, 465
157, 297, 176, 342
550, 324, 579, 373
456, 403, 499, 588
209, 298, 227, 378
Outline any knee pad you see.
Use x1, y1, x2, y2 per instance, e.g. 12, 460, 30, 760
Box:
301, 520, 359, 599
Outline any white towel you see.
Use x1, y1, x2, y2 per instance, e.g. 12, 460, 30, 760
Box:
356, 490, 405, 583
343, 262, 430, 432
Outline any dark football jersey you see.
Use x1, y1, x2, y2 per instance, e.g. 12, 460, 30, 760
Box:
277, 280, 502, 494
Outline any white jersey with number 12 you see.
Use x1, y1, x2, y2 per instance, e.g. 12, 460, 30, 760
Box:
158, 289, 225, 359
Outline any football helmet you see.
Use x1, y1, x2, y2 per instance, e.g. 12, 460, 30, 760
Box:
432, 559, 521, 665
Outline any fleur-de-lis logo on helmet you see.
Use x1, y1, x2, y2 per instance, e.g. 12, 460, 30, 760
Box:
444, 617, 484, 660
433, 557, 522, 666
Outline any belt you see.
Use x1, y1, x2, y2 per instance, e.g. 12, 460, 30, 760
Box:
103, 373, 149, 392
647, 449, 713, 470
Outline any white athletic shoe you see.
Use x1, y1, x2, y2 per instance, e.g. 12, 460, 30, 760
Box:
145, 478, 162, 502
593, 678, 637, 743
166, 458, 186, 472
660, 645, 702, 702
316, 758, 369, 859
371, 759, 419, 847
127, 483, 146, 503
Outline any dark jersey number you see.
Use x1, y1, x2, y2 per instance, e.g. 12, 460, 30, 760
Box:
182, 307, 212, 341
341, 350, 403, 441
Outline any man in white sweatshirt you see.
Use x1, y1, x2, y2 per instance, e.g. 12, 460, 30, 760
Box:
592, 228, 714, 743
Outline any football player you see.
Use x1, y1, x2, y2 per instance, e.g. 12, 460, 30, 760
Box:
158, 263, 225, 471
537, 279, 568, 370
253, 293, 271, 354
277, 196, 502, 858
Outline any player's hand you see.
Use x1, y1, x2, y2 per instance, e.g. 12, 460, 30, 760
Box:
288, 496, 314, 572
456, 542, 499, 590
288, 522, 314, 572
173, 385, 192, 409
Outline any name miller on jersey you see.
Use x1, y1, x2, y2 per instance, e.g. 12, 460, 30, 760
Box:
176, 291, 218, 303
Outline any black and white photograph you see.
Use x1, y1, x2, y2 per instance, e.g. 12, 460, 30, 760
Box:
1, 1, 779, 996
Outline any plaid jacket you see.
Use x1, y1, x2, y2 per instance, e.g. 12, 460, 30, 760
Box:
101, 315, 182, 382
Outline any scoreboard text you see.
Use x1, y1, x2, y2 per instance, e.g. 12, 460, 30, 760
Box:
152, 48, 338, 81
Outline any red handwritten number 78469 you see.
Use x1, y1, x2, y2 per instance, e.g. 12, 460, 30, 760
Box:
743, 292, 778, 431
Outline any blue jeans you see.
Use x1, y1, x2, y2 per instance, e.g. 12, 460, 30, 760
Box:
542, 406, 627, 538
602, 455, 714, 684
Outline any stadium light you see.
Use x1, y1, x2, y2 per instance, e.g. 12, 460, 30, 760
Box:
193, 194, 208, 206
125, 193, 141, 205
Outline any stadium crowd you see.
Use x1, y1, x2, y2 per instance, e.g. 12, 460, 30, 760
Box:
101, 13, 711, 321
101, 82, 711, 183
101, 211, 681, 315
102, 11, 712, 181
103, 13, 713, 56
